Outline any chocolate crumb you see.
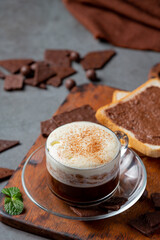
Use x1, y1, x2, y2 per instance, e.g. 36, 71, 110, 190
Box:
20, 65, 32, 77
65, 79, 76, 90
86, 69, 97, 81
70, 51, 80, 62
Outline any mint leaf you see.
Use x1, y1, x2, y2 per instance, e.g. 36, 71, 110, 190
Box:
4, 197, 11, 204
1, 187, 24, 215
1, 187, 20, 197
12, 192, 23, 201
4, 199, 24, 215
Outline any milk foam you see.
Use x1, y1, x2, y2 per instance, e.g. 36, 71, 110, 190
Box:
46, 122, 119, 169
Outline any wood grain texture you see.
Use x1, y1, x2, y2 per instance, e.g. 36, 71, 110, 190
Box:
0, 83, 159, 240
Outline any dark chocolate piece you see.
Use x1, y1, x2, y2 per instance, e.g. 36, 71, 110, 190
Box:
81, 50, 116, 70
86, 69, 97, 81
25, 77, 47, 89
57, 67, 76, 80
41, 104, 97, 138
65, 79, 76, 90
148, 63, 160, 79
145, 211, 160, 227
129, 213, 160, 237
0, 70, 5, 79
0, 59, 33, 73
33, 61, 56, 85
70, 206, 104, 217
4, 75, 24, 91
20, 65, 32, 77
24, 77, 35, 86
70, 51, 80, 62
47, 76, 62, 87
46, 67, 76, 87
53, 105, 98, 127
0, 168, 15, 182
151, 193, 160, 209
101, 196, 127, 211
0, 140, 20, 153
41, 118, 57, 137
69, 197, 127, 217
44, 49, 71, 68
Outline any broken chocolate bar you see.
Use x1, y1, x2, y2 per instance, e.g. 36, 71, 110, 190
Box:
0, 140, 20, 153
47, 67, 76, 87
33, 61, 56, 85
0, 168, 15, 182
129, 212, 160, 237
0, 59, 33, 73
145, 211, 160, 228
41, 118, 57, 137
101, 196, 127, 211
47, 76, 62, 87
4, 75, 24, 91
81, 50, 116, 70
44, 49, 71, 68
53, 105, 98, 126
70, 206, 105, 217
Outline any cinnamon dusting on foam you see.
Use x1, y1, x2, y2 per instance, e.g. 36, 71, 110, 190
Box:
47, 122, 119, 168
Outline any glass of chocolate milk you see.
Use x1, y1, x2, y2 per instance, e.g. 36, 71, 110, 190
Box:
45, 121, 128, 206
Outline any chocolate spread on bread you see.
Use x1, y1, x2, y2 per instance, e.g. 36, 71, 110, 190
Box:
105, 86, 160, 145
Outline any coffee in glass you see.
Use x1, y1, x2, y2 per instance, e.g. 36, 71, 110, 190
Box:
45, 121, 128, 206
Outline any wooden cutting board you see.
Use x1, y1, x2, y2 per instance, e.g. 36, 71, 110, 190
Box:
0, 83, 159, 240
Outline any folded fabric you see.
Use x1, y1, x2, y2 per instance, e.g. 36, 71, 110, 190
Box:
63, 0, 160, 52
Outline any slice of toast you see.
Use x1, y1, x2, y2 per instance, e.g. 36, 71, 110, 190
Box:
112, 90, 129, 102
96, 79, 160, 158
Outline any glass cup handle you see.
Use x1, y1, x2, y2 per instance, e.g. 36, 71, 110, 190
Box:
114, 131, 129, 158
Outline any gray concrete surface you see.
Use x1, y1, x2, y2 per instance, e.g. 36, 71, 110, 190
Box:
0, 0, 159, 239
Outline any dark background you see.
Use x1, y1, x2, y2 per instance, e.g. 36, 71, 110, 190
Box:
0, 0, 159, 239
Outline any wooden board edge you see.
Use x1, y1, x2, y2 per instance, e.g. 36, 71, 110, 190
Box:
0, 211, 80, 240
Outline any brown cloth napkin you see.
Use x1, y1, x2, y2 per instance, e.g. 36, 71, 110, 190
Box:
63, 0, 160, 52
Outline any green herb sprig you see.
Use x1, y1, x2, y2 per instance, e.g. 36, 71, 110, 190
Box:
1, 187, 24, 215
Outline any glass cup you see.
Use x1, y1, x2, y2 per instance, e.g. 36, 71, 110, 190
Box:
45, 122, 128, 207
